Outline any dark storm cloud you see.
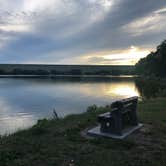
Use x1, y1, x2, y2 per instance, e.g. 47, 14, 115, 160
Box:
0, 0, 166, 64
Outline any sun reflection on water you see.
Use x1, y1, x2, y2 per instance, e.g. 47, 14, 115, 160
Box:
73, 81, 140, 98
106, 82, 140, 97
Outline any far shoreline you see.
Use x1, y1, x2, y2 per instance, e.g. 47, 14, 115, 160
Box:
0, 74, 137, 78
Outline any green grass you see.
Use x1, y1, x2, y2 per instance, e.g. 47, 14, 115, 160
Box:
0, 98, 166, 166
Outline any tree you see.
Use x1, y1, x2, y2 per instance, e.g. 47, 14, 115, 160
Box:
135, 40, 166, 77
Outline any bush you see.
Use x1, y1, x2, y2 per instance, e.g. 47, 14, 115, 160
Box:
87, 104, 97, 112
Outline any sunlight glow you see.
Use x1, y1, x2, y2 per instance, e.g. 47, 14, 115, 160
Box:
103, 46, 150, 65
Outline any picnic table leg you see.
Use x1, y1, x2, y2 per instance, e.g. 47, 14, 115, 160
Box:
130, 98, 139, 125
112, 111, 123, 135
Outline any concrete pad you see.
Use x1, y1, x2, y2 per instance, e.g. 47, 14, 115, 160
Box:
87, 123, 143, 139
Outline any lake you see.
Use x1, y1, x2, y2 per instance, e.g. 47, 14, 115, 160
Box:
0, 76, 140, 135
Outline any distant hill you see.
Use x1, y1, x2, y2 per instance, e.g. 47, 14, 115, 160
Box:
0, 64, 135, 75
135, 40, 166, 77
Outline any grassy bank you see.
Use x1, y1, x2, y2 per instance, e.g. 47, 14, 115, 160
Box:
0, 98, 166, 166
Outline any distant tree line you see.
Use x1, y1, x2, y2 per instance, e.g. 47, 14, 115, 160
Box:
0, 68, 134, 76
135, 40, 166, 77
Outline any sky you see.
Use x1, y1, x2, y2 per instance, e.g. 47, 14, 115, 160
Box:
0, 0, 166, 65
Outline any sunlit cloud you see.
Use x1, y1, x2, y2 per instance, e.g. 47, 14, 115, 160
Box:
0, 24, 30, 32
154, 7, 166, 14
122, 7, 166, 36
0, 0, 165, 64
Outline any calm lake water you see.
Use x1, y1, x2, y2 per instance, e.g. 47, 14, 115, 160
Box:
0, 76, 140, 135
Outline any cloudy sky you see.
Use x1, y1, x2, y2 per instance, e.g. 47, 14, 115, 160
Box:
0, 0, 166, 65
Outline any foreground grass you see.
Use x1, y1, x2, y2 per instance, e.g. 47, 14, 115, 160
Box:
0, 98, 166, 166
